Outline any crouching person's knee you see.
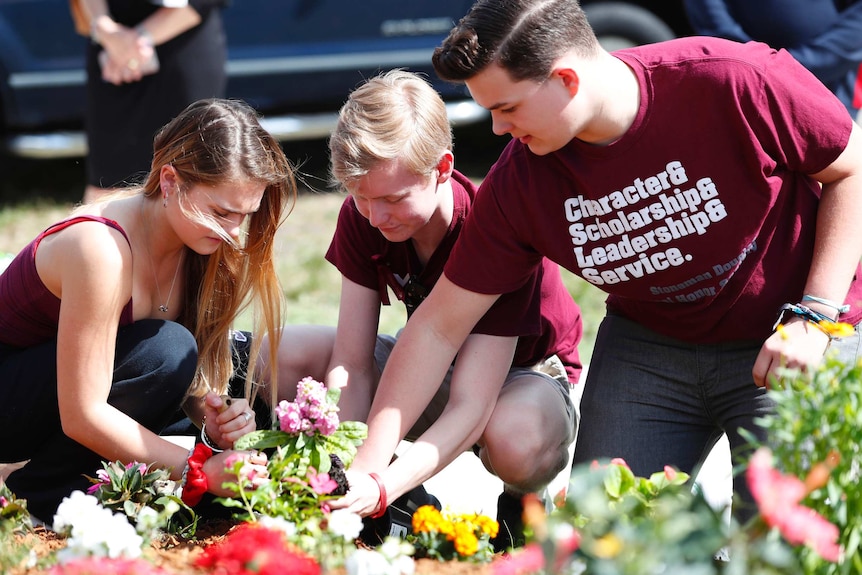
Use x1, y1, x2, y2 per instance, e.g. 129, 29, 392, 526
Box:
485, 436, 570, 494
111, 320, 199, 426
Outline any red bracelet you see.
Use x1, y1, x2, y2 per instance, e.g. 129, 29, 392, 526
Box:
181, 443, 213, 507
368, 472, 388, 519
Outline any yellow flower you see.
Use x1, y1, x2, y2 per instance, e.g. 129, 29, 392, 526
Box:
818, 321, 856, 338
473, 514, 499, 538
593, 533, 623, 559
452, 522, 479, 557
412, 505, 445, 534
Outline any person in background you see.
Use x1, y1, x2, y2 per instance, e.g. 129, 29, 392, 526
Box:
264, 70, 583, 550
76, 0, 228, 204
0, 98, 295, 521
684, 0, 862, 119
332, 0, 862, 526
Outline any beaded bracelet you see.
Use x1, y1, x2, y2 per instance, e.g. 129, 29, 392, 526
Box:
368, 473, 388, 519
181, 443, 213, 507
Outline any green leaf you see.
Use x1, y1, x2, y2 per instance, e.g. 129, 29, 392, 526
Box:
235, 429, 292, 451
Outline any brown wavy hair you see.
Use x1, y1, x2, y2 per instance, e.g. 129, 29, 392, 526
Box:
141, 98, 296, 407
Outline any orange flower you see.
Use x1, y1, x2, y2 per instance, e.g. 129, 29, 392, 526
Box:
452, 522, 479, 556
412, 505, 446, 534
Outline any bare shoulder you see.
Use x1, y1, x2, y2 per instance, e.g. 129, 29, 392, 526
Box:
36, 218, 133, 297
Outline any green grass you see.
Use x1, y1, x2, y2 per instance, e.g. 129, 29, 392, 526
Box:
0, 190, 606, 362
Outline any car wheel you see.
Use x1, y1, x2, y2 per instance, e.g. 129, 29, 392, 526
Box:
584, 2, 677, 51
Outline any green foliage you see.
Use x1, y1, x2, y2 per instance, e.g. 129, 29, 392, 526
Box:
85, 461, 197, 538
222, 391, 366, 527
753, 355, 862, 574
235, 420, 366, 479
535, 461, 804, 575
0, 481, 37, 573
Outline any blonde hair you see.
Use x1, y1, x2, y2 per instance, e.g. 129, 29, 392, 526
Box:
329, 69, 452, 188
142, 98, 296, 407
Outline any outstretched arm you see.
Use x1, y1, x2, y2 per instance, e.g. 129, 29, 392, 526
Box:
754, 122, 862, 386
334, 332, 515, 516
332, 274, 501, 515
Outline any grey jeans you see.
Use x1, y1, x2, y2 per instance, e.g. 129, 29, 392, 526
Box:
572, 313, 861, 519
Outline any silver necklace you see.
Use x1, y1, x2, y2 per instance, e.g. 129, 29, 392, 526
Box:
147, 248, 183, 313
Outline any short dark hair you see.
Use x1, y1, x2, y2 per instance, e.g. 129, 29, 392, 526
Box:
432, 0, 599, 83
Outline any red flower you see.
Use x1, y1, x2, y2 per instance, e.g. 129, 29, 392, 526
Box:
196, 523, 320, 575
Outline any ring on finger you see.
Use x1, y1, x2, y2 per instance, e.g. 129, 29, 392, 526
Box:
243, 411, 252, 424
127, 58, 139, 70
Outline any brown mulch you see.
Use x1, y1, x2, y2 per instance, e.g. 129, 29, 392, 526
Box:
9, 519, 492, 575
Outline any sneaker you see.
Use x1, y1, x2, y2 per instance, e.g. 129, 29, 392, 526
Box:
359, 483, 441, 546
491, 491, 526, 552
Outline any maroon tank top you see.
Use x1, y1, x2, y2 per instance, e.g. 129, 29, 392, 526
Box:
0, 216, 134, 347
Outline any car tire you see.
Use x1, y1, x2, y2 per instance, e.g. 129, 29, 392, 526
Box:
584, 2, 677, 50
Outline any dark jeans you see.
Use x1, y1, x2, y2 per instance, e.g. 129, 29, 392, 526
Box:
572, 313, 862, 521
0, 320, 197, 521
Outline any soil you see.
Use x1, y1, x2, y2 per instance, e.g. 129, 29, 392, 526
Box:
10, 519, 492, 575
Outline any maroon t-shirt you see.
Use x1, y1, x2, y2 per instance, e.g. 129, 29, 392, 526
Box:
0, 216, 134, 347
446, 37, 862, 343
326, 170, 583, 384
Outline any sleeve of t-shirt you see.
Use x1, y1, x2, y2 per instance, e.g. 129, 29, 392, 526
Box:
742, 44, 852, 173
470, 263, 543, 338
324, 198, 381, 291
445, 156, 546, 296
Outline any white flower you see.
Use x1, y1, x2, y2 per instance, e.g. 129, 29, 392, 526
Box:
52, 490, 103, 534
345, 538, 414, 575
135, 506, 161, 535
52, 490, 144, 562
345, 549, 392, 575
258, 514, 298, 538
328, 508, 363, 541
378, 537, 415, 562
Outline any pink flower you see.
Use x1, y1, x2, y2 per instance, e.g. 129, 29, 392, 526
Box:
492, 543, 545, 575
276, 400, 304, 434
779, 506, 841, 562
663, 466, 678, 481
86, 469, 111, 494
747, 448, 841, 562
275, 378, 341, 437
307, 469, 337, 495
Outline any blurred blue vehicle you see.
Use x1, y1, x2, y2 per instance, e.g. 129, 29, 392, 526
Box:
0, 0, 690, 159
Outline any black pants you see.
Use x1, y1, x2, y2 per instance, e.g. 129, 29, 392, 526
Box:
0, 320, 197, 520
